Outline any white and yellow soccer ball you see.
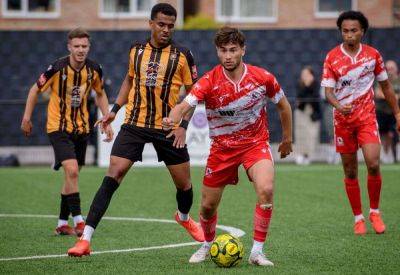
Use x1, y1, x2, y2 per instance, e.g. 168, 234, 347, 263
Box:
210, 234, 244, 268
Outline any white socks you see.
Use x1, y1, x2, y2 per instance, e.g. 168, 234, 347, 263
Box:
251, 240, 264, 254
81, 225, 95, 242
73, 215, 84, 226
354, 214, 365, 222
354, 210, 380, 223
370, 208, 380, 214
57, 219, 68, 227
178, 210, 189, 222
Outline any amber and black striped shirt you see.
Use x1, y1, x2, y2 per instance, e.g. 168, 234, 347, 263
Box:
36, 56, 104, 134
125, 39, 198, 129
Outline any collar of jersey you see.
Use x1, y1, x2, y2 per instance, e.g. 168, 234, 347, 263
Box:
147, 38, 173, 50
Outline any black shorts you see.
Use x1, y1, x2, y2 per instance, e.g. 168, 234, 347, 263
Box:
111, 124, 190, 165
48, 131, 89, 170
376, 111, 396, 134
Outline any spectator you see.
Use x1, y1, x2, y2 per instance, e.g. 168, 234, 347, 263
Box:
295, 66, 322, 165
375, 60, 400, 163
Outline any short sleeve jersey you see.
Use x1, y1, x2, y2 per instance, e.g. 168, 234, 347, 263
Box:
124, 39, 197, 129
185, 64, 284, 149
36, 56, 104, 134
321, 44, 388, 126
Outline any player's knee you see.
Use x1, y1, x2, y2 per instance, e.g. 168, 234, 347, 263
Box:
65, 166, 79, 181
263, 185, 274, 196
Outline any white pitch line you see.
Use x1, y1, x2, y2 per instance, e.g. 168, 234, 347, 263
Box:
0, 213, 245, 262
0, 242, 198, 262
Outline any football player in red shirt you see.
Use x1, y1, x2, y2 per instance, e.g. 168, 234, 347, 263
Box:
163, 27, 293, 266
321, 11, 400, 235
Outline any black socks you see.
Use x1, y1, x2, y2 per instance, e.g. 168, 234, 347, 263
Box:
85, 176, 120, 229
59, 194, 70, 220
176, 186, 193, 214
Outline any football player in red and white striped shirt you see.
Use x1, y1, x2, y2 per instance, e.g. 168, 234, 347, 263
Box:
321, 11, 400, 235
163, 27, 293, 266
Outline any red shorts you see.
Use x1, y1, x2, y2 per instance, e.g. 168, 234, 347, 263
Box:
334, 120, 380, 154
203, 142, 273, 188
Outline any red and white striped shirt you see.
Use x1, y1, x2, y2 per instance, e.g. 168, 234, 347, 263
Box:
185, 64, 284, 149
321, 43, 388, 126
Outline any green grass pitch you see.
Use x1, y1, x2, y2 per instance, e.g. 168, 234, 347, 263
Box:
0, 164, 399, 274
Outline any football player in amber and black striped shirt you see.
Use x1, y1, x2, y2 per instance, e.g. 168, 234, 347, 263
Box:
68, 3, 203, 257
21, 28, 113, 237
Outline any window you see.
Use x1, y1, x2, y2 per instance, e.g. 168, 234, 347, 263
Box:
2, 0, 60, 18
100, 0, 155, 18
315, 0, 357, 18
216, 0, 277, 23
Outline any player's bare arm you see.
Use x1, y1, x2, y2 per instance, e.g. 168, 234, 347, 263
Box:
378, 79, 400, 131
324, 87, 352, 114
96, 73, 133, 129
114, 73, 133, 107
163, 100, 193, 131
181, 84, 195, 122
276, 96, 293, 159
21, 83, 40, 137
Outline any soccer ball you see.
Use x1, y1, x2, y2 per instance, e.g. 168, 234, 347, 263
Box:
210, 234, 244, 268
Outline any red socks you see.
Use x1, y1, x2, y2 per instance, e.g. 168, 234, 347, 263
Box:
344, 178, 362, 216
253, 204, 272, 242
200, 213, 217, 242
367, 174, 382, 209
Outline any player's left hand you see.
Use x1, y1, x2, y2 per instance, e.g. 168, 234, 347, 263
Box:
278, 140, 292, 159
166, 127, 186, 148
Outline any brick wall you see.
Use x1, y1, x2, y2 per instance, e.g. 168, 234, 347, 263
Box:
0, 0, 394, 30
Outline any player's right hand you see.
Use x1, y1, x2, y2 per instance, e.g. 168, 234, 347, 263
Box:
337, 104, 352, 115
278, 140, 292, 159
21, 118, 33, 137
162, 117, 175, 131
95, 112, 116, 129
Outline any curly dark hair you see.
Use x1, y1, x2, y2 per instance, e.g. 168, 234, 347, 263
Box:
214, 27, 245, 48
336, 10, 369, 32
151, 3, 177, 20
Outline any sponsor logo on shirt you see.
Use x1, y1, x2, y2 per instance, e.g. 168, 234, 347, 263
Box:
145, 61, 160, 87
341, 80, 352, 87
218, 110, 236, 116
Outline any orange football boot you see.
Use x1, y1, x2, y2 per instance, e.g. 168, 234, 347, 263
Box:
369, 212, 385, 234
354, 219, 367, 235
175, 212, 205, 242
55, 225, 75, 236
68, 239, 91, 257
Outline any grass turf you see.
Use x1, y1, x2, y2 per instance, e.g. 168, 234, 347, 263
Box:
0, 164, 399, 274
